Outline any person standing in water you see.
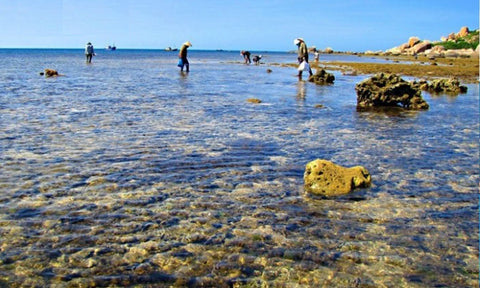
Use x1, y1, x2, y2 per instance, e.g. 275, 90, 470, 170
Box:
240, 50, 251, 64
178, 41, 192, 72
85, 42, 95, 63
294, 38, 313, 80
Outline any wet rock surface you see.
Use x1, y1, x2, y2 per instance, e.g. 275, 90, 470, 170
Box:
304, 159, 371, 196
412, 78, 468, 94
308, 69, 335, 85
355, 73, 429, 110
40, 69, 59, 77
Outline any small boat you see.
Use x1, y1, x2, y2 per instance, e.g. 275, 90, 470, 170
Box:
106, 45, 116, 51
165, 46, 178, 51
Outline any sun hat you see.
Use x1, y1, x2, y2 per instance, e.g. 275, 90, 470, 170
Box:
184, 41, 192, 47
294, 38, 304, 45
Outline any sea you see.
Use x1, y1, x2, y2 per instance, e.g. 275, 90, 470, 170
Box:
0, 49, 478, 287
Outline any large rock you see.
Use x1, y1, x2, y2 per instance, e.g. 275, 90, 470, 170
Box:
412, 78, 468, 94
308, 69, 335, 85
408, 36, 420, 47
425, 45, 446, 59
457, 26, 470, 37
304, 159, 371, 197
355, 73, 429, 110
409, 41, 432, 54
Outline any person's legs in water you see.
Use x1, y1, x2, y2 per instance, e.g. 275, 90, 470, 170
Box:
184, 59, 190, 72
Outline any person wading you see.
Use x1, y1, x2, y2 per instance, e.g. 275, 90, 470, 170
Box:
294, 38, 313, 80
178, 41, 192, 72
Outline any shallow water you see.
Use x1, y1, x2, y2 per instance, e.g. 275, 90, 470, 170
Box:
0, 49, 478, 287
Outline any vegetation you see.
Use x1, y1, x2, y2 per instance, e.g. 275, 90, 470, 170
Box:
433, 30, 479, 50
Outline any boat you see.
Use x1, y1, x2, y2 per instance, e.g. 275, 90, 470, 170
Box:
106, 45, 116, 51
165, 46, 178, 51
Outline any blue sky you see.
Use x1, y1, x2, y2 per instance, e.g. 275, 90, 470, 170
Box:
0, 0, 478, 51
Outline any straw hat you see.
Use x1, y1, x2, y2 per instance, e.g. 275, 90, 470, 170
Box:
184, 41, 192, 47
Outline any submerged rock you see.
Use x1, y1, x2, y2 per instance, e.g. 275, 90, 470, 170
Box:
355, 73, 429, 110
304, 159, 371, 197
308, 69, 335, 85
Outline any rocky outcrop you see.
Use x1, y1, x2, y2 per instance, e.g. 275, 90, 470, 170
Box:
308, 69, 335, 85
324, 47, 334, 54
410, 41, 432, 54
386, 27, 478, 58
412, 78, 468, 94
304, 159, 371, 197
458, 26, 470, 37
40, 69, 59, 77
408, 36, 421, 48
355, 73, 429, 110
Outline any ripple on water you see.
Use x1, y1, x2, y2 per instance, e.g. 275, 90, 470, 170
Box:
0, 50, 478, 287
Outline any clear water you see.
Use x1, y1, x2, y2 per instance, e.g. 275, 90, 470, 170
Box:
0, 49, 478, 287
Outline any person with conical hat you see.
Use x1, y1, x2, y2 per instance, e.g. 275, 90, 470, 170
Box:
178, 41, 192, 72
294, 38, 313, 80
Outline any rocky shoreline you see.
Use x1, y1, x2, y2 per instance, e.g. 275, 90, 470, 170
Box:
306, 26, 479, 83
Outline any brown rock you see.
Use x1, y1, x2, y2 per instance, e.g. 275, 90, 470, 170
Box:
457, 26, 470, 37
355, 73, 429, 110
413, 78, 468, 94
308, 69, 335, 85
43, 69, 59, 77
408, 37, 420, 47
304, 159, 371, 197
410, 41, 432, 54
247, 98, 262, 104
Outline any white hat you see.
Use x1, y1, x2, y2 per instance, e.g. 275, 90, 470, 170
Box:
184, 41, 192, 47
294, 38, 303, 45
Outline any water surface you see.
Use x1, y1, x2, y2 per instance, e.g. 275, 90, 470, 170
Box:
0, 49, 478, 287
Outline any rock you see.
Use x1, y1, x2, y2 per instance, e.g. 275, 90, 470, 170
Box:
308, 69, 335, 85
409, 41, 432, 54
424, 45, 446, 59
41, 69, 59, 77
246, 98, 262, 104
304, 159, 371, 197
442, 48, 475, 58
355, 73, 429, 110
444, 50, 459, 58
408, 37, 420, 47
447, 32, 456, 41
457, 26, 470, 37
324, 47, 334, 54
413, 78, 467, 94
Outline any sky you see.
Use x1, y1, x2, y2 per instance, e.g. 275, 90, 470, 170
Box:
0, 0, 478, 52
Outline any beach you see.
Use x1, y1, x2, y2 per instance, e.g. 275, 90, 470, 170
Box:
0, 49, 478, 287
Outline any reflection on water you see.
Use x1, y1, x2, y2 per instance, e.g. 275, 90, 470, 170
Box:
0, 49, 478, 287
